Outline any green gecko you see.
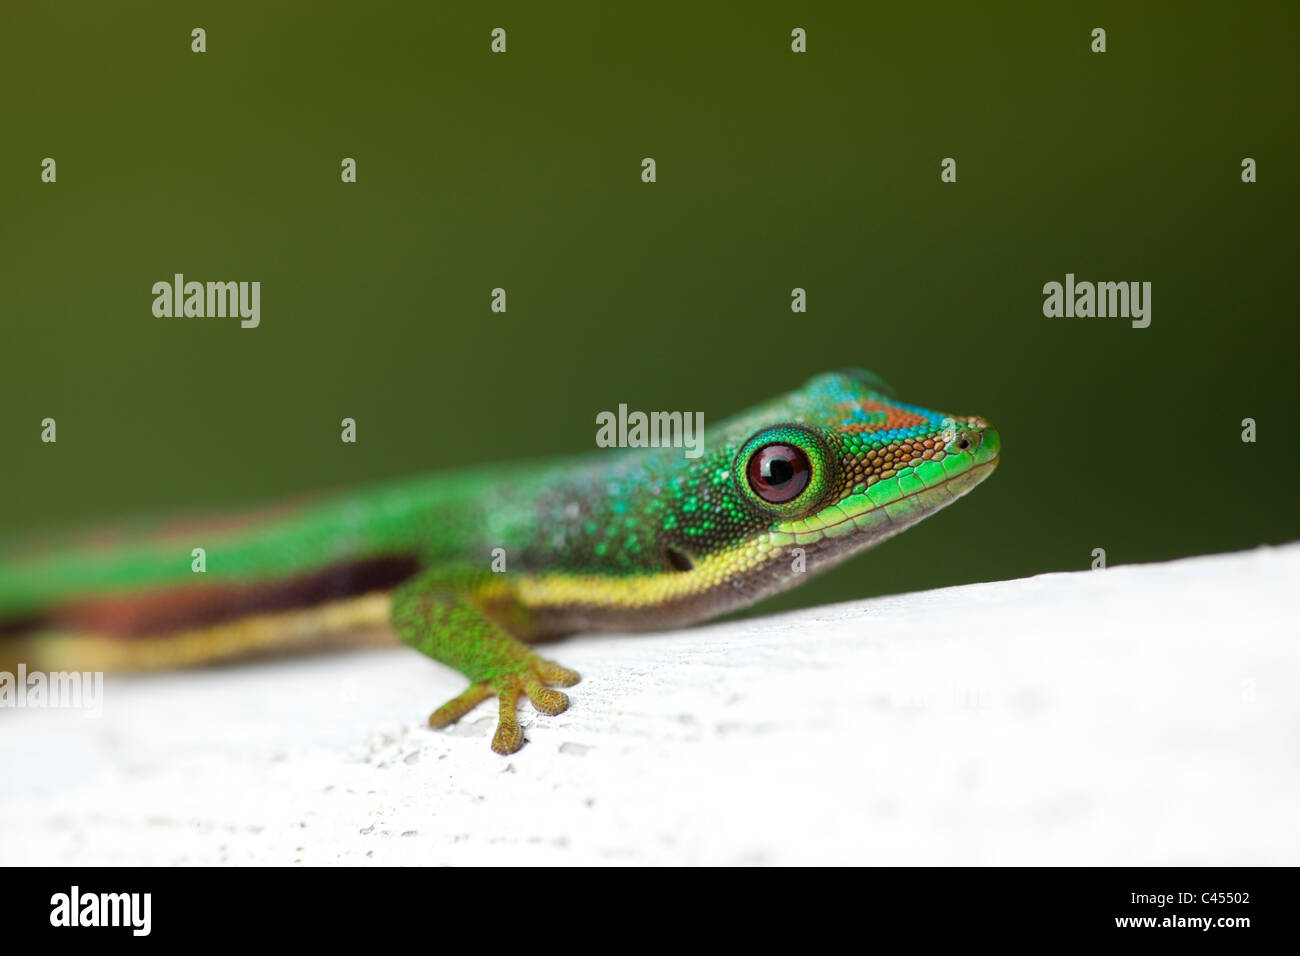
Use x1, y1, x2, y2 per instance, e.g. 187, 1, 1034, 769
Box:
0, 370, 1000, 753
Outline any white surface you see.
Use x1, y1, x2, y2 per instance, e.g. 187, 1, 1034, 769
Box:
2, 545, 1298, 866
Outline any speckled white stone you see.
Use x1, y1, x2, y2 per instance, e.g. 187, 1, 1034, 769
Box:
2, 544, 1297, 865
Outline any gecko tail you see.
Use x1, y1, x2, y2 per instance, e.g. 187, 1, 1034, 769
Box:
0, 594, 399, 675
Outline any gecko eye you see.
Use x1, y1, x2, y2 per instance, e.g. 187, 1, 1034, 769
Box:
746, 443, 811, 504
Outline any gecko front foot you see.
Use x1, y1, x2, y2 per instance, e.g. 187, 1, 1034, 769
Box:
429, 655, 580, 754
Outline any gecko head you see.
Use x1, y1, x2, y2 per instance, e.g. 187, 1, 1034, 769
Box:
727, 369, 1000, 564
637, 369, 999, 622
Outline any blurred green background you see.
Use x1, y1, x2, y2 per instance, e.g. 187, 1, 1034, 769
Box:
2, 0, 1297, 617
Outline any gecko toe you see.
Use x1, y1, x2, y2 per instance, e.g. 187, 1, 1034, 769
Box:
428, 682, 493, 729
490, 699, 525, 754
525, 678, 570, 716
537, 659, 580, 687
491, 722, 524, 754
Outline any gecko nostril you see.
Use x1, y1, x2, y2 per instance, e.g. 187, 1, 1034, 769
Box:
954, 425, 987, 453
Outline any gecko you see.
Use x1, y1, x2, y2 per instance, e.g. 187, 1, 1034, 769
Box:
0, 369, 1000, 753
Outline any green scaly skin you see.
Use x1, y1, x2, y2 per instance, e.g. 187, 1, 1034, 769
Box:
0, 370, 1000, 754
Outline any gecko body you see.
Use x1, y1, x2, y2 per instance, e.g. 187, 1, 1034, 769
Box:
0, 370, 1000, 753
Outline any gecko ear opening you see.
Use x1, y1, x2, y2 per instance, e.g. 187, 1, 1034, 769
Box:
664, 548, 694, 572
